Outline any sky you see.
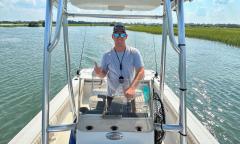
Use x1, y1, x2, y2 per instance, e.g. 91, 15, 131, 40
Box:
0, 0, 239, 24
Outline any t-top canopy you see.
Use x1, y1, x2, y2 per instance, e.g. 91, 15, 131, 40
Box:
70, 0, 162, 11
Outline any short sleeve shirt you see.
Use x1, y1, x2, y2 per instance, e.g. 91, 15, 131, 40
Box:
101, 46, 144, 96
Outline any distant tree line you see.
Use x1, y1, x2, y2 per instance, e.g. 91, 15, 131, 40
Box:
0, 20, 240, 28
28, 22, 40, 27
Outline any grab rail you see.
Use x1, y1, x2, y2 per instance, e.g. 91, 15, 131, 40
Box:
42, 0, 77, 143
48, 0, 64, 52
63, 10, 77, 119
155, 123, 183, 132
165, 0, 180, 54
42, 0, 188, 144
67, 13, 163, 19
47, 123, 77, 132
158, 0, 187, 144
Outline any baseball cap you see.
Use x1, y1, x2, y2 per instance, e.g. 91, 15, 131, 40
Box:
113, 23, 126, 33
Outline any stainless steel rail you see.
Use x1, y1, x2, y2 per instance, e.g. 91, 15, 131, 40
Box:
42, 0, 77, 143
42, 0, 52, 143
159, 6, 168, 101
67, 13, 163, 19
177, 0, 187, 143
63, 0, 77, 120
155, 123, 183, 132
42, 0, 188, 143
165, 0, 180, 54
48, 0, 64, 52
47, 123, 77, 132
158, 0, 187, 144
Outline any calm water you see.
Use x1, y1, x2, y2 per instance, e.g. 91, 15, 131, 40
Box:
0, 27, 240, 144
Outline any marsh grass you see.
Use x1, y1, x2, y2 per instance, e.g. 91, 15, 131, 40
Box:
127, 25, 240, 47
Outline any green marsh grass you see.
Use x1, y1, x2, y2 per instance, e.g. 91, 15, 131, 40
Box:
127, 25, 240, 47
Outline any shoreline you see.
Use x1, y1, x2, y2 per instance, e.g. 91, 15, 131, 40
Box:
127, 25, 240, 48
0, 24, 28, 27
1, 24, 239, 47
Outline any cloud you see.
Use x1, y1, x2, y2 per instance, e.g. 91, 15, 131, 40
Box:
16, 0, 45, 8
0, 0, 239, 24
0, 0, 45, 21
0, 7, 45, 21
213, 0, 233, 5
21, 0, 37, 6
0, 2, 4, 8
0, 0, 44, 9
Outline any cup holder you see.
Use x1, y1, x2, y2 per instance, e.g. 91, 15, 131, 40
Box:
136, 126, 142, 132
86, 125, 93, 131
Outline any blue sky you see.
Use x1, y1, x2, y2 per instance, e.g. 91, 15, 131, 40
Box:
0, 0, 239, 24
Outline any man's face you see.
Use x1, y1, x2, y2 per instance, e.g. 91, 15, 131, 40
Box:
112, 32, 128, 46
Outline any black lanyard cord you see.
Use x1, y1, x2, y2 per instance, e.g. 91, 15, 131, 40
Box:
114, 48, 126, 76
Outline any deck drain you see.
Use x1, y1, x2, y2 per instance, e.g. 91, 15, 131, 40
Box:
111, 126, 118, 131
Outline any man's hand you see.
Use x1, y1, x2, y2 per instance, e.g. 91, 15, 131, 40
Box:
94, 62, 106, 78
124, 86, 136, 100
94, 62, 101, 75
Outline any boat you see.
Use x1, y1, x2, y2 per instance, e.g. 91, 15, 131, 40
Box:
9, 0, 219, 144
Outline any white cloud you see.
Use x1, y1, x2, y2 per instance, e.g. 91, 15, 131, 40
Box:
0, 2, 4, 8
0, 0, 45, 21
0, 7, 45, 21
0, 0, 44, 8
0, 0, 239, 24
213, 0, 234, 5
214, 0, 227, 4
183, 0, 240, 24
24, 0, 36, 6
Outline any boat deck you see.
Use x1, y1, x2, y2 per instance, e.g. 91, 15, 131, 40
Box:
9, 69, 219, 144
49, 113, 73, 144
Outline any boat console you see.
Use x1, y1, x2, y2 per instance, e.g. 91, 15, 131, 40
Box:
78, 74, 153, 133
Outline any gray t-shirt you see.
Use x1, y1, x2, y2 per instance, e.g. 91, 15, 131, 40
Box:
101, 46, 144, 96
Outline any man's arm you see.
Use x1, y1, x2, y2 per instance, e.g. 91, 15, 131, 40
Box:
124, 67, 144, 98
130, 48, 144, 89
130, 67, 144, 89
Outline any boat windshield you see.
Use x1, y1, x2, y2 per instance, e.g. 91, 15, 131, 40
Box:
80, 79, 151, 118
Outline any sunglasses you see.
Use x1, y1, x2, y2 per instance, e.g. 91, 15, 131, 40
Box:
113, 33, 127, 38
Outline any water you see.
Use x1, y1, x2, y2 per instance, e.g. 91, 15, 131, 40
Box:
0, 27, 240, 144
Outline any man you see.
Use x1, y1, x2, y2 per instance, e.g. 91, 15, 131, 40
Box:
94, 23, 144, 110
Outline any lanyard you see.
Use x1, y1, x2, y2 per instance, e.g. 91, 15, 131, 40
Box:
114, 48, 126, 77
